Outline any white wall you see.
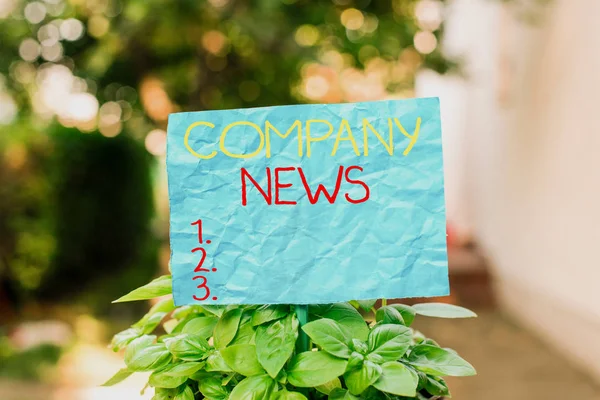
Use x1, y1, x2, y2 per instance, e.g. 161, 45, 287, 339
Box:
451, 0, 600, 381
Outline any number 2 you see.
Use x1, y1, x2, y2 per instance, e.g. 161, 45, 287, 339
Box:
191, 247, 209, 272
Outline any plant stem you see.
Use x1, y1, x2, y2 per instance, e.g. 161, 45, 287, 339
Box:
295, 304, 310, 353
294, 305, 311, 398
381, 298, 387, 307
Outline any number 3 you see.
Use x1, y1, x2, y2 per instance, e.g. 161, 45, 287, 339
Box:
192, 275, 210, 301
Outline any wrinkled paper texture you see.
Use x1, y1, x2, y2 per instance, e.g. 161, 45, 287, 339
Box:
167, 98, 448, 305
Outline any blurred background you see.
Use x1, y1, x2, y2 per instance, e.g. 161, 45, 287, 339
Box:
1, 0, 599, 399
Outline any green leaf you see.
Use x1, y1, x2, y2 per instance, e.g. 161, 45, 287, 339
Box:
153, 388, 176, 400
273, 391, 308, 400
124, 335, 172, 372
230, 312, 257, 345
422, 338, 439, 347
205, 350, 233, 372
310, 303, 369, 341
113, 275, 172, 303
412, 303, 477, 318
255, 313, 298, 378
367, 324, 412, 361
287, 351, 348, 387
139, 313, 169, 335
315, 378, 341, 395
346, 352, 364, 371
355, 300, 377, 311
344, 360, 382, 395
149, 368, 188, 388
412, 330, 426, 345
302, 318, 352, 359
351, 339, 368, 355
169, 314, 197, 335
229, 374, 276, 400
372, 362, 418, 396
171, 306, 195, 320
375, 306, 405, 325
365, 353, 384, 364
181, 316, 218, 339
174, 385, 195, 400
252, 304, 290, 326
328, 388, 360, 399
133, 298, 175, 331
408, 344, 476, 376
111, 327, 142, 351
214, 308, 243, 349
163, 334, 211, 361
220, 344, 265, 376
199, 377, 229, 399
424, 375, 450, 396
163, 319, 178, 334
189, 370, 215, 382
389, 304, 416, 326
101, 368, 133, 386
201, 305, 225, 317
162, 361, 205, 376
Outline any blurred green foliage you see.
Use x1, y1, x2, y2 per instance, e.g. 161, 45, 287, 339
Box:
0, 125, 157, 312
0, 0, 454, 313
41, 126, 157, 306
0, 335, 62, 379
1, 0, 453, 116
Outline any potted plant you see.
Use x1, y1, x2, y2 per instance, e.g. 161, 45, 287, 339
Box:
104, 275, 476, 399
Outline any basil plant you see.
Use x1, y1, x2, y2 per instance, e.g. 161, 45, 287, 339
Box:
105, 275, 476, 399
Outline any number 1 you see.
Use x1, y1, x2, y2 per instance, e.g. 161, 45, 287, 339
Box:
191, 219, 203, 244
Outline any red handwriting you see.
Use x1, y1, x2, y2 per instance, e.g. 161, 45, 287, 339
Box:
190, 220, 217, 301
241, 165, 370, 206
191, 247, 209, 272
298, 166, 344, 204
191, 219, 204, 243
274, 167, 297, 205
344, 166, 370, 204
192, 275, 210, 301
241, 167, 272, 205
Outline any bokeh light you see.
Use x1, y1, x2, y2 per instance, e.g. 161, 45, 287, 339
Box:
145, 129, 167, 156
0, 0, 18, 18
60, 18, 85, 41
340, 8, 364, 30
208, 0, 229, 8
303, 75, 329, 100
98, 101, 123, 137
140, 77, 173, 122
413, 30, 437, 54
37, 23, 60, 46
202, 30, 228, 55
18, 38, 41, 61
11, 61, 37, 84
0, 91, 17, 125
66, 92, 99, 122
88, 15, 109, 38
41, 41, 63, 61
415, 0, 443, 31
362, 15, 379, 34
24, 1, 46, 24
295, 25, 320, 47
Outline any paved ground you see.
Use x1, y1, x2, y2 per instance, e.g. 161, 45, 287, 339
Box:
415, 310, 600, 400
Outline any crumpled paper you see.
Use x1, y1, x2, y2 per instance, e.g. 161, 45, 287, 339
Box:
166, 97, 448, 305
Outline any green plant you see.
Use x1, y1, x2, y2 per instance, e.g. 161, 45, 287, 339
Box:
105, 275, 476, 399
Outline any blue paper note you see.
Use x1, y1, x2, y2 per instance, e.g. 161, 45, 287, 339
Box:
167, 98, 448, 305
